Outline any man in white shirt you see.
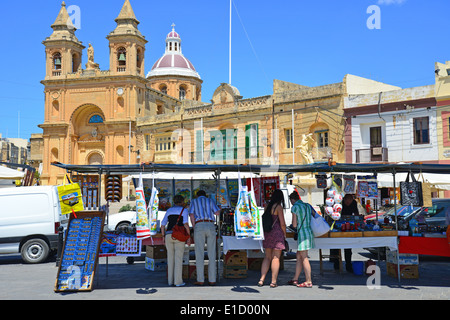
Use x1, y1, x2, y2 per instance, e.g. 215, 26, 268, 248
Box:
189, 190, 221, 285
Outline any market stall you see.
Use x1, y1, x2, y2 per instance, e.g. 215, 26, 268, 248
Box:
51, 161, 450, 285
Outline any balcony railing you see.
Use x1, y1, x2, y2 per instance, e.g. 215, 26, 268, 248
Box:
355, 147, 388, 163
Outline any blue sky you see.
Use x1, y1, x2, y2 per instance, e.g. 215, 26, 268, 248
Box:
0, 0, 449, 140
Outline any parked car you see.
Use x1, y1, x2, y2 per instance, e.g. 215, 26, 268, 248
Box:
106, 210, 167, 232
0, 186, 66, 264
106, 210, 136, 231
365, 205, 422, 229
413, 199, 450, 232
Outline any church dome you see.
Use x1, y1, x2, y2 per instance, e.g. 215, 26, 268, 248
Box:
147, 25, 201, 80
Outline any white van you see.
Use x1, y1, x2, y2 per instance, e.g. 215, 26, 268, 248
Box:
0, 186, 65, 264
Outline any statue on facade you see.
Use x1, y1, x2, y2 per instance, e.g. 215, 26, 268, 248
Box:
86, 43, 99, 70
297, 133, 315, 164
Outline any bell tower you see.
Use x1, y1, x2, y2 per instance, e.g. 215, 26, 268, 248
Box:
107, 0, 147, 77
42, 2, 85, 79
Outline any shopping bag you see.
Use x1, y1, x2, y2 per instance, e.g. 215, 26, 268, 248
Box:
135, 173, 151, 240
57, 174, 84, 215
418, 173, 432, 208
309, 205, 330, 237
171, 208, 190, 242
400, 172, 423, 207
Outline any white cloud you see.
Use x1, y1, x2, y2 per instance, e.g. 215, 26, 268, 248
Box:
377, 0, 407, 5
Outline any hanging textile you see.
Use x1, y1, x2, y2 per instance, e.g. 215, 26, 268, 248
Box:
136, 173, 151, 240
234, 173, 264, 240
148, 186, 159, 236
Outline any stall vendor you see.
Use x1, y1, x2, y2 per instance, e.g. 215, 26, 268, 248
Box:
330, 194, 363, 273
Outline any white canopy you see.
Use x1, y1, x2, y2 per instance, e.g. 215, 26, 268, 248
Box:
377, 172, 450, 190
123, 171, 259, 182
0, 166, 25, 180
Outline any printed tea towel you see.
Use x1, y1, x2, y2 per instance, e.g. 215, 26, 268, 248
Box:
234, 173, 264, 240
135, 173, 151, 240
148, 186, 159, 236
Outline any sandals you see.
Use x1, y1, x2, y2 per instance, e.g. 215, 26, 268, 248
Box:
287, 279, 299, 286
258, 280, 277, 288
297, 282, 313, 288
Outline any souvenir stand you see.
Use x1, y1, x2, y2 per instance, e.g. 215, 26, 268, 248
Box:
52, 161, 450, 285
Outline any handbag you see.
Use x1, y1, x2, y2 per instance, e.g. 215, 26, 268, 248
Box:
418, 172, 432, 207
309, 205, 330, 237
400, 172, 423, 207
171, 207, 190, 242
57, 174, 84, 216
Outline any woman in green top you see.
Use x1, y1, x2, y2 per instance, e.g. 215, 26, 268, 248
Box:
288, 192, 314, 288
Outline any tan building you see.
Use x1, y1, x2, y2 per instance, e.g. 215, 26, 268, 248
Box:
39, 0, 403, 203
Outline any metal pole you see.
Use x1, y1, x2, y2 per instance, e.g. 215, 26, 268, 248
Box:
216, 169, 222, 283
392, 169, 400, 283
292, 109, 295, 165
229, 0, 232, 85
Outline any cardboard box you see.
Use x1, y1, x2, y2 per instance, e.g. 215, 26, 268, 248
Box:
248, 258, 264, 271
146, 245, 167, 259
386, 249, 419, 265
387, 262, 419, 279
145, 257, 167, 271
182, 263, 209, 280
224, 265, 247, 279
224, 251, 247, 266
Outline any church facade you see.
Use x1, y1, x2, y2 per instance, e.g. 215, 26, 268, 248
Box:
40, 1, 399, 201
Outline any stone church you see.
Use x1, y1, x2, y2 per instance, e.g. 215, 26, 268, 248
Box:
40, 0, 398, 202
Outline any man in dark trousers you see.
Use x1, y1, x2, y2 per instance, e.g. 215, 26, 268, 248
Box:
331, 194, 361, 273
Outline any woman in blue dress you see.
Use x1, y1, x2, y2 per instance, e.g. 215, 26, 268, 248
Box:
288, 191, 314, 288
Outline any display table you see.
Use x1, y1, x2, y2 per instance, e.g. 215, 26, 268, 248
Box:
314, 236, 398, 251
222, 236, 263, 254
398, 236, 450, 257
222, 234, 398, 253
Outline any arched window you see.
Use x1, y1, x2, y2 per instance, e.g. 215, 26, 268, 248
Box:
89, 115, 104, 124
72, 53, 80, 73
179, 86, 186, 100
159, 84, 168, 95
117, 47, 127, 71
53, 53, 62, 70
136, 48, 143, 70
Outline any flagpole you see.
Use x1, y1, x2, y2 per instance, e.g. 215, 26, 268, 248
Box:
229, 0, 232, 85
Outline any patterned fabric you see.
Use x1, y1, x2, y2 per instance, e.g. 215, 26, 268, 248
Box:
291, 200, 315, 251
189, 196, 220, 221
262, 214, 285, 250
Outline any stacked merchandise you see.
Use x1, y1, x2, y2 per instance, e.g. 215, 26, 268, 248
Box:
247, 250, 284, 271
386, 248, 419, 279
145, 245, 167, 271
324, 186, 344, 227
224, 250, 248, 279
